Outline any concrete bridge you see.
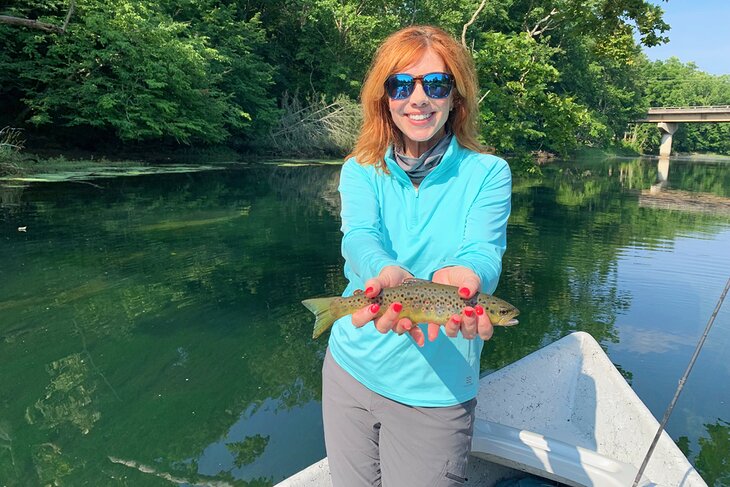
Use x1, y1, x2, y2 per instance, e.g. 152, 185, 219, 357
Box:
634, 105, 730, 156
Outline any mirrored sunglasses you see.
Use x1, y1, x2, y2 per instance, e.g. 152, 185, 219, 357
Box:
384, 72, 454, 100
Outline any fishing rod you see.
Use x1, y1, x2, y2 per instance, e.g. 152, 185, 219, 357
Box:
632, 276, 730, 486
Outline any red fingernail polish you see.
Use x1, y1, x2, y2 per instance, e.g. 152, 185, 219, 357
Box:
475, 305, 484, 316
464, 308, 474, 317
365, 287, 374, 295
459, 287, 470, 297
452, 314, 461, 323
370, 304, 380, 313
392, 302, 403, 313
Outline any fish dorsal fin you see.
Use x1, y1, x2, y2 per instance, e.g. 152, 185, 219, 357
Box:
401, 278, 430, 286
353, 289, 365, 295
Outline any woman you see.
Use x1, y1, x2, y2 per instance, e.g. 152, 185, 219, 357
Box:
323, 25, 512, 486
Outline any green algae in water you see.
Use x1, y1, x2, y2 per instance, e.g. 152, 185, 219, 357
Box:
0, 164, 223, 184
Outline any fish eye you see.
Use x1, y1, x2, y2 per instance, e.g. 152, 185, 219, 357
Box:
500, 309, 509, 315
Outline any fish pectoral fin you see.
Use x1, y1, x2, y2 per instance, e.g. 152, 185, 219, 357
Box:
401, 278, 431, 286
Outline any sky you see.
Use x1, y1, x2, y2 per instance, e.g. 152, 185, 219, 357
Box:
642, 0, 730, 75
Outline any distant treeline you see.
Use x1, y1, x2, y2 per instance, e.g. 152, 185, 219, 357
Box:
1, 0, 729, 157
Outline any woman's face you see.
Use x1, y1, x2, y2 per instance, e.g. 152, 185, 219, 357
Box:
388, 48, 453, 158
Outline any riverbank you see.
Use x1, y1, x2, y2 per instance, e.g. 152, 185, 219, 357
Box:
3, 144, 726, 185
0, 148, 347, 185
0, 145, 554, 181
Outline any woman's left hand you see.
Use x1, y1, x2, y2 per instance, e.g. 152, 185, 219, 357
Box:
431, 266, 493, 342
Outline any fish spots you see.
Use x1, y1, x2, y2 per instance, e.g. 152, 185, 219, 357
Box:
331, 282, 517, 327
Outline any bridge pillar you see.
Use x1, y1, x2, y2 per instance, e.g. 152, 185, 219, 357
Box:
657, 122, 678, 157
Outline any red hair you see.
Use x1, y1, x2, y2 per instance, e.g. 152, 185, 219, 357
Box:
348, 25, 487, 170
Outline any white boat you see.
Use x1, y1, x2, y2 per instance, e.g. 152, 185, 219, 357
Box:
276, 332, 707, 487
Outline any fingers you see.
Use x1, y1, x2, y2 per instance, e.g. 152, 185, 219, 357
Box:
351, 303, 381, 327
373, 302, 403, 334
409, 325, 425, 347
443, 315, 461, 338
457, 274, 481, 299
364, 266, 413, 299
431, 266, 481, 299
440, 307, 479, 341
394, 317, 413, 335
461, 307, 477, 339
378, 266, 414, 289
443, 308, 477, 340
431, 268, 450, 285
475, 305, 494, 341
363, 278, 382, 298
427, 322, 440, 342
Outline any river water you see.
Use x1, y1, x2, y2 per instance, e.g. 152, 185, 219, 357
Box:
1, 156, 729, 486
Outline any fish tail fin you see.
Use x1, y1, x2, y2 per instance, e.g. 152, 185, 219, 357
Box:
302, 297, 337, 339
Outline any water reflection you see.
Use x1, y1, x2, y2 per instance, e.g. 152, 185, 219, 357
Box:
637, 156, 730, 215
692, 419, 730, 486
197, 396, 323, 483
0, 158, 728, 485
651, 156, 670, 192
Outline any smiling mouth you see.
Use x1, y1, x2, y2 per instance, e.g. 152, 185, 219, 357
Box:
407, 113, 433, 121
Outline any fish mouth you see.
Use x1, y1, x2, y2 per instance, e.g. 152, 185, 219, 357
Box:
503, 318, 519, 326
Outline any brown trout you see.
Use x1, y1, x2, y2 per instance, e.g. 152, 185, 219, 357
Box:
302, 278, 519, 339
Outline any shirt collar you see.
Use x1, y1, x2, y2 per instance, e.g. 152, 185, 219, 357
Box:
384, 135, 463, 187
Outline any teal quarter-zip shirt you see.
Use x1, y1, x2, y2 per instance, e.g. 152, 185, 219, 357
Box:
328, 137, 512, 407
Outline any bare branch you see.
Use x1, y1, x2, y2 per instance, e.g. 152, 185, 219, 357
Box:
462, 0, 488, 49
0, 15, 65, 33
526, 8, 558, 38
61, 0, 76, 32
478, 90, 491, 105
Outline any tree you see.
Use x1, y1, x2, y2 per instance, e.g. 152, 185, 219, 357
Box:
634, 58, 730, 155
0, 0, 277, 145
0, 0, 74, 34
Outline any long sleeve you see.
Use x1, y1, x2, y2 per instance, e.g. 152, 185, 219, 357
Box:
338, 160, 404, 281
436, 159, 512, 293
329, 143, 511, 407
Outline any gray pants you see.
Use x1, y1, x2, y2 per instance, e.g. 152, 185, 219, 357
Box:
322, 349, 475, 487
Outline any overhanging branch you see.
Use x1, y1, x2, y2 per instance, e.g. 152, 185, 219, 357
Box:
0, 0, 75, 34
526, 8, 558, 38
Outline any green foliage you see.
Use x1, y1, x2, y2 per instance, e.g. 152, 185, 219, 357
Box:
7, 0, 717, 159
634, 58, 730, 155
475, 32, 591, 154
252, 0, 402, 99
1, 0, 276, 145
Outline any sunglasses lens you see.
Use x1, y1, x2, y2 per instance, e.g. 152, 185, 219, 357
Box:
385, 73, 454, 99
422, 73, 453, 99
385, 74, 415, 100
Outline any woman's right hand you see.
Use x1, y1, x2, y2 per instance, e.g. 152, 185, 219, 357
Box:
350, 266, 427, 346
